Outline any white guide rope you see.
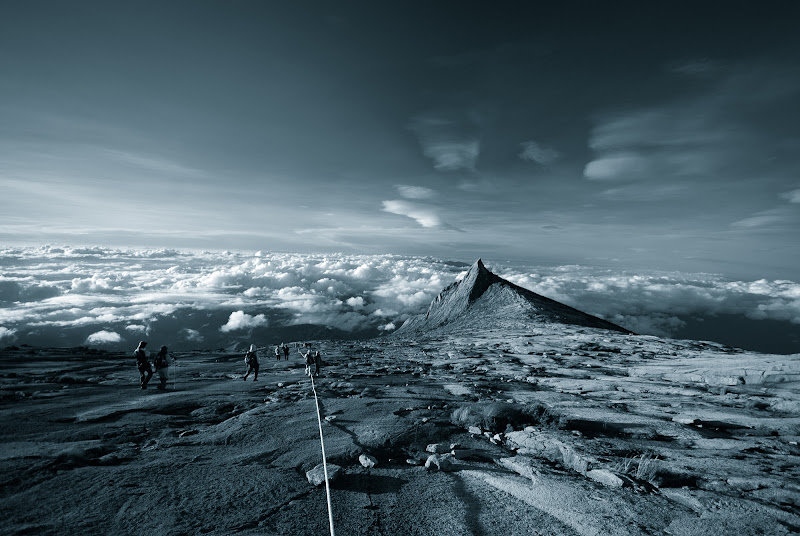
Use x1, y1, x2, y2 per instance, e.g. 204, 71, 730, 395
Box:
310, 374, 336, 536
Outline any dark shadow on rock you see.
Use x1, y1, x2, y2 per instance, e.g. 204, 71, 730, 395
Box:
450, 473, 487, 536
332, 473, 407, 494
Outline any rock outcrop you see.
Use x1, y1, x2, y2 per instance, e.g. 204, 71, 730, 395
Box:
397, 259, 631, 335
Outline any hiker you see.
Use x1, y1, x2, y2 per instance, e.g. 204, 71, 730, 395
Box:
282, 343, 289, 360
274, 345, 281, 361
301, 349, 314, 377
243, 344, 259, 381
313, 350, 322, 377
134, 341, 153, 389
153, 346, 170, 390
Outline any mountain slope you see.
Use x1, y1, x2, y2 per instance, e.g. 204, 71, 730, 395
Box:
396, 259, 632, 335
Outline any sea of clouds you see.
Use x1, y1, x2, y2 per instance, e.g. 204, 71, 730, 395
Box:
0, 246, 797, 353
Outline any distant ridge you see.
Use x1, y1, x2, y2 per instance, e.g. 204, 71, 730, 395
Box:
396, 259, 632, 335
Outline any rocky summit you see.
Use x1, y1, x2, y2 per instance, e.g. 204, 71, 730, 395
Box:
397, 259, 631, 335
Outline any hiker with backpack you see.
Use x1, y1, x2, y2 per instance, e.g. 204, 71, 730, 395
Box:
243, 344, 259, 381
134, 341, 153, 389
301, 349, 315, 377
274, 345, 281, 361
282, 343, 289, 360
153, 346, 170, 390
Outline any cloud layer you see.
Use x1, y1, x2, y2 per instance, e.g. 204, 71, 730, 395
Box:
0, 246, 797, 353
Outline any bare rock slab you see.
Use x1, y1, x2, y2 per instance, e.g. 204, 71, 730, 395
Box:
306, 463, 342, 486
587, 469, 624, 488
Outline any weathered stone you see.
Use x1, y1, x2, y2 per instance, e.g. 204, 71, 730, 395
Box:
587, 469, 624, 488
306, 463, 342, 486
426, 443, 448, 454
359, 454, 378, 468
498, 457, 539, 482
468, 426, 482, 435
425, 453, 455, 472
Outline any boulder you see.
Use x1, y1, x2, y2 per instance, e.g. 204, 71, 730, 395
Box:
306, 463, 342, 487
587, 469, 624, 488
468, 426, 482, 435
425, 454, 455, 472
426, 443, 448, 454
359, 454, 378, 468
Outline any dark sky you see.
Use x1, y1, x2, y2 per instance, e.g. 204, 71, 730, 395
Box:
2, 1, 799, 278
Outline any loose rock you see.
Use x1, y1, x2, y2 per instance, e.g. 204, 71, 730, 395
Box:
306, 463, 342, 486
359, 453, 378, 468
425, 454, 455, 472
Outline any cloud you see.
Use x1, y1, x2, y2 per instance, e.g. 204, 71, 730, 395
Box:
85, 330, 123, 344
584, 62, 800, 191
346, 296, 365, 308
181, 328, 203, 342
410, 114, 481, 171
382, 200, 443, 228
731, 208, 796, 229
220, 311, 269, 332
0, 326, 17, 342
781, 188, 800, 203
396, 185, 436, 199
2, 247, 798, 352
519, 141, 560, 165
584, 153, 650, 181
424, 140, 480, 171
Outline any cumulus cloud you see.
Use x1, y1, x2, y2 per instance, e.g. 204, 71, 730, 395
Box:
346, 296, 365, 308
396, 185, 436, 199
519, 141, 560, 165
382, 200, 443, 228
2, 246, 798, 352
500, 266, 800, 337
220, 311, 268, 332
0, 326, 17, 342
181, 328, 203, 342
85, 330, 123, 344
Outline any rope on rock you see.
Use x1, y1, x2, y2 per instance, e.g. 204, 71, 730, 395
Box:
310, 373, 336, 536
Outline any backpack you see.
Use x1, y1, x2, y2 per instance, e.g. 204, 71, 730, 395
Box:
154, 353, 168, 369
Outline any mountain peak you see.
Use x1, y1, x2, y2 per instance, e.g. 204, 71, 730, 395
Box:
396, 259, 632, 335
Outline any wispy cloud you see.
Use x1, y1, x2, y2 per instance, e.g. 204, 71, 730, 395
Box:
519, 140, 560, 165
409, 114, 481, 172
396, 185, 436, 199
381, 200, 443, 228
781, 188, 800, 203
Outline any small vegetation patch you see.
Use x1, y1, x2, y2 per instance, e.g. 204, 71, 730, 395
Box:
450, 401, 562, 433
613, 453, 659, 485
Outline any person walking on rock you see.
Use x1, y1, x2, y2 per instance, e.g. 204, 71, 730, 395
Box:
153, 346, 170, 390
134, 341, 152, 389
274, 345, 281, 361
282, 343, 289, 360
243, 344, 259, 381
313, 350, 322, 377
301, 349, 314, 377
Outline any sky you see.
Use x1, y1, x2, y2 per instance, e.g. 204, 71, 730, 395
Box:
1, 1, 799, 279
